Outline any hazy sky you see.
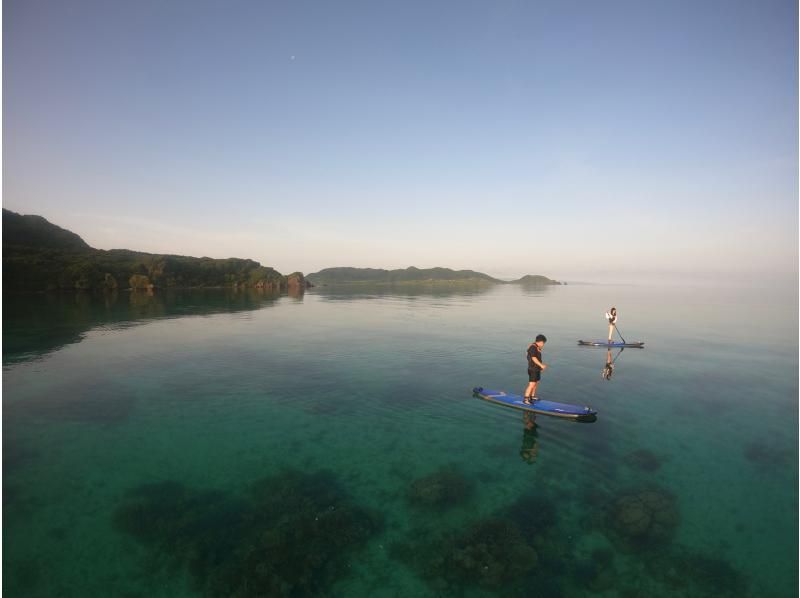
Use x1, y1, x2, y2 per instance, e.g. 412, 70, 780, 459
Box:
4, 0, 797, 280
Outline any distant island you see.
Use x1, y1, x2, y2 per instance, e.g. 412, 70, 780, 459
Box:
2, 209, 562, 292
307, 267, 561, 287
509, 274, 563, 286
2, 209, 305, 293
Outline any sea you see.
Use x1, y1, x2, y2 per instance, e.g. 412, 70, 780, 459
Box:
3, 280, 797, 597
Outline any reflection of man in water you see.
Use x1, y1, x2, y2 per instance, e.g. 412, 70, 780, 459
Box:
519, 411, 539, 464
601, 348, 615, 380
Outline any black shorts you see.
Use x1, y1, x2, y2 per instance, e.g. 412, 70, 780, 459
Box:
528, 369, 542, 382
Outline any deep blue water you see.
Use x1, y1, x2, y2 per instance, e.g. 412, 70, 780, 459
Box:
3, 282, 797, 597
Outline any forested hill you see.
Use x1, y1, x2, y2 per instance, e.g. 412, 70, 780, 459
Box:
3, 209, 91, 251
307, 267, 561, 286
2, 209, 304, 293
307, 267, 500, 285
509, 275, 563, 285
2, 210, 561, 292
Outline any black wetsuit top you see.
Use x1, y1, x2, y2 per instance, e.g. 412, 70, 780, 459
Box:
527, 345, 543, 371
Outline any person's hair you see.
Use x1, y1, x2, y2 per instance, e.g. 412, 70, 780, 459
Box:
535, 334, 547, 343
610, 307, 617, 314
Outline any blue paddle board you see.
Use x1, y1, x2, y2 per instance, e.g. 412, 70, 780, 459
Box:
472, 387, 596, 421
578, 340, 644, 348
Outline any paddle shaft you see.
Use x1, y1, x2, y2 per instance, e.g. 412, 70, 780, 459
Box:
610, 347, 625, 364
613, 324, 627, 344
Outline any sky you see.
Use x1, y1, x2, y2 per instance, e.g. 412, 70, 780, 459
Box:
3, 0, 798, 281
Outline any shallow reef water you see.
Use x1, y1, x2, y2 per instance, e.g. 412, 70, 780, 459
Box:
3, 284, 797, 597
114, 470, 382, 597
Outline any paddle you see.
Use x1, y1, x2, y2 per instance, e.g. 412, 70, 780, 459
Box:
613, 324, 627, 344
611, 346, 625, 363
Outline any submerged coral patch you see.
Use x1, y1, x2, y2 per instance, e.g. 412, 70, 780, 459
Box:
743, 441, 793, 471
113, 470, 381, 597
575, 554, 618, 593
392, 518, 538, 592
603, 487, 680, 552
645, 545, 749, 597
623, 448, 665, 472
113, 480, 246, 575
501, 492, 558, 538
392, 492, 576, 595
407, 465, 474, 510
445, 519, 538, 588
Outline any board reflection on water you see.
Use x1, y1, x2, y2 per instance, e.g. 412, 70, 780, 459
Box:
2, 283, 797, 597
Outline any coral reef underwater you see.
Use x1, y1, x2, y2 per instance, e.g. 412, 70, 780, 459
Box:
114, 470, 382, 597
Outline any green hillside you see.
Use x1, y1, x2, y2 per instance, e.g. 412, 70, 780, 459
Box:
2, 210, 561, 292
509, 274, 562, 285
3, 209, 91, 251
307, 267, 561, 286
2, 209, 302, 292
307, 266, 501, 286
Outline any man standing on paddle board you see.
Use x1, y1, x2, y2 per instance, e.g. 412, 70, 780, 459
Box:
524, 334, 547, 404
606, 307, 618, 343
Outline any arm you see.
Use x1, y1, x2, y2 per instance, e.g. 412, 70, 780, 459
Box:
531, 356, 547, 369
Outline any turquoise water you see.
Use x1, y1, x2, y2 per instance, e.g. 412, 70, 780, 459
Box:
3, 283, 797, 597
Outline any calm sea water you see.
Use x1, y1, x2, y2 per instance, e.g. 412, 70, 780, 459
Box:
3, 282, 797, 597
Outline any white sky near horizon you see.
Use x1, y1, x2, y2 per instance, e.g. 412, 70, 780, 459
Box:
3, 0, 798, 283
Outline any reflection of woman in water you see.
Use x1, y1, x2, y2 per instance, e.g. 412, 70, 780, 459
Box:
602, 348, 615, 380
602, 347, 624, 380
519, 411, 539, 464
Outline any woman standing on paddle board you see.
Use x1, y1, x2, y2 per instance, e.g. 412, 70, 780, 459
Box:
605, 307, 618, 343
